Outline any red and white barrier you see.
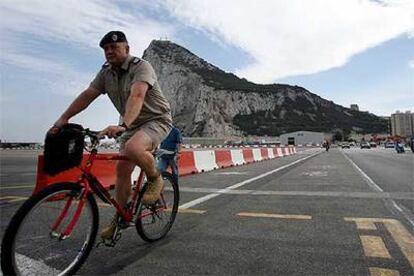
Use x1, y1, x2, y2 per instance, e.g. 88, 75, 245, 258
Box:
215, 150, 234, 168
177, 151, 197, 176
35, 154, 118, 194
283, 147, 290, 156
242, 149, 254, 163
260, 148, 269, 160
275, 147, 283, 157
35, 146, 297, 193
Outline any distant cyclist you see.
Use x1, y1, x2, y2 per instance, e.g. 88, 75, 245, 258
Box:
53, 31, 172, 240
324, 140, 330, 152
158, 126, 182, 184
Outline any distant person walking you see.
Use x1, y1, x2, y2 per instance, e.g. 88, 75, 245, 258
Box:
158, 126, 182, 183
323, 140, 330, 152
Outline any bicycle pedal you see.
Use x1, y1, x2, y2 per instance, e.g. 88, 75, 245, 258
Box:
96, 239, 114, 248
96, 228, 123, 248
96, 237, 119, 248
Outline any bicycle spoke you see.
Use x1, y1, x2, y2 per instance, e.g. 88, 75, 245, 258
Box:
2, 184, 99, 276
136, 173, 179, 242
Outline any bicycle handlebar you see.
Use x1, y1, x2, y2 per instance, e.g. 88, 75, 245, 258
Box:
82, 129, 102, 140
83, 128, 124, 139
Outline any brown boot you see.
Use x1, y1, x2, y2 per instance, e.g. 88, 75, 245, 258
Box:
142, 175, 164, 205
100, 213, 118, 239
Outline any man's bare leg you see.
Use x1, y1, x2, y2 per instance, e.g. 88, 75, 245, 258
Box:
124, 130, 159, 178
101, 130, 161, 239
114, 159, 135, 207
100, 157, 135, 239
124, 130, 163, 204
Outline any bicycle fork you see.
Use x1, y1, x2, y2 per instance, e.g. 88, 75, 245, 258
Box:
50, 190, 87, 240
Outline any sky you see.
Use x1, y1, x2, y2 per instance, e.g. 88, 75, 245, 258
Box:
0, 0, 413, 142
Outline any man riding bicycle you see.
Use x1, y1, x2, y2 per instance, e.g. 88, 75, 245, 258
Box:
53, 31, 172, 240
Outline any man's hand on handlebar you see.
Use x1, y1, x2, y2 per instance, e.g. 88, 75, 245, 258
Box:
98, 125, 126, 138
53, 117, 69, 129
48, 117, 68, 134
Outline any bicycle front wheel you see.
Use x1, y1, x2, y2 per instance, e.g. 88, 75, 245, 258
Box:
136, 172, 179, 242
1, 182, 99, 276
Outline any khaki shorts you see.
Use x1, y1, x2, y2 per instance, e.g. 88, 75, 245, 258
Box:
119, 120, 172, 151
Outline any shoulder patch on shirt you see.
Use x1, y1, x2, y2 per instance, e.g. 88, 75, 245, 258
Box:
102, 62, 110, 68
132, 57, 141, 64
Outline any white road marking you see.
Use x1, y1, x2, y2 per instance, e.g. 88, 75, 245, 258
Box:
14, 253, 61, 275
341, 153, 383, 192
177, 187, 414, 200
341, 151, 414, 228
179, 151, 322, 209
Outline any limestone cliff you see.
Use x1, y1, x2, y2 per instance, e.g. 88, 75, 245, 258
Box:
143, 40, 387, 137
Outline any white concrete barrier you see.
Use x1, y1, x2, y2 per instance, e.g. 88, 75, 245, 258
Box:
194, 150, 218, 172
252, 148, 262, 161
230, 149, 245, 165
267, 148, 274, 159
276, 147, 284, 157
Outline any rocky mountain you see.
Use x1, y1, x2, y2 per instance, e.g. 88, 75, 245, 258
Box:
142, 40, 388, 138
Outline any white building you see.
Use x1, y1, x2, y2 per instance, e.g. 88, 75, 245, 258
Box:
279, 131, 325, 146
391, 111, 413, 137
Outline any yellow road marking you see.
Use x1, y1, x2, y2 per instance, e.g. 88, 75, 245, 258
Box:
0, 196, 28, 202
360, 235, 391, 259
345, 217, 395, 223
237, 212, 312, 220
178, 208, 206, 214
383, 220, 414, 268
0, 185, 34, 190
369, 267, 400, 276
168, 207, 206, 214
345, 217, 414, 269
355, 221, 377, 230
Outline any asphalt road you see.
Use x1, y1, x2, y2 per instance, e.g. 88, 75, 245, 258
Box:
0, 147, 413, 275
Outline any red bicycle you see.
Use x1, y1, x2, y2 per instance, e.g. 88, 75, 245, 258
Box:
1, 127, 179, 276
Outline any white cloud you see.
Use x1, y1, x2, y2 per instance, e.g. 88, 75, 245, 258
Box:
0, 0, 177, 97
163, 0, 414, 83
409, 60, 414, 68
1, 47, 93, 96
0, 0, 175, 61
2, 0, 411, 85
0, 1, 178, 141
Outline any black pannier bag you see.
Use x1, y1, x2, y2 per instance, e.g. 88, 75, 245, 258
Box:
43, 123, 85, 175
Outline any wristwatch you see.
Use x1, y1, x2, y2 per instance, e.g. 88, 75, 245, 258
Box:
119, 122, 129, 130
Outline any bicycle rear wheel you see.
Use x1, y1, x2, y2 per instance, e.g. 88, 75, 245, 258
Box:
136, 172, 179, 242
1, 182, 99, 276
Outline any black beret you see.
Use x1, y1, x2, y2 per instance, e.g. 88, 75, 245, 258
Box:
99, 31, 128, 48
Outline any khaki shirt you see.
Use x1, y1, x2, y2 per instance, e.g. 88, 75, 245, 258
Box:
90, 55, 172, 128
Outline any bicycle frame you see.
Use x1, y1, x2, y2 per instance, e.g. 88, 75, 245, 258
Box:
50, 149, 168, 239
